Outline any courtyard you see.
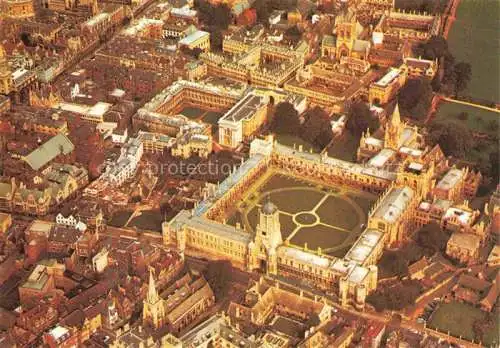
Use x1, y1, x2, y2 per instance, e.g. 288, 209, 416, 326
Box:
427, 301, 498, 346
228, 171, 377, 256
179, 106, 224, 126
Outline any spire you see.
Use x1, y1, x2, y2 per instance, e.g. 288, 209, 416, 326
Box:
147, 268, 159, 303
389, 103, 401, 128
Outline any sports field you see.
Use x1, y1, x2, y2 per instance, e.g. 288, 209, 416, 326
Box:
448, 0, 500, 102
228, 172, 377, 256
434, 101, 499, 136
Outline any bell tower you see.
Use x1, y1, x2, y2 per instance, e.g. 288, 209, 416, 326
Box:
384, 104, 403, 150
142, 268, 166, 329
254, 197, 282, 275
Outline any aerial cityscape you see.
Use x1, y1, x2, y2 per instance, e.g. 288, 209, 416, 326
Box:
0, 0, 498, 346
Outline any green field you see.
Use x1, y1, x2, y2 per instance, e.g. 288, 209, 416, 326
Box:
448, 0, 500, 102
428, 301, 499, 346
433, 101, 499, 135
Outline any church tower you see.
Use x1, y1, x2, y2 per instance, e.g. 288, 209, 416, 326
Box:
142, 269, 166, 329
0, 45, 13, 95
255, 198, 282, 275
384, 104, 403, 150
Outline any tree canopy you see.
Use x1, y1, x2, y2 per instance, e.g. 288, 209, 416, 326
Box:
452, 62, 472, 97
367, 280, 423, 312
346, 101, 379, 136
270, 101, 300, 135
413, 222, 449, 254
300, 106, 333, 149
398, 77, 433, 120
203, 260, 233, 301
195, 0, 231, 29
427, 122, 473, 158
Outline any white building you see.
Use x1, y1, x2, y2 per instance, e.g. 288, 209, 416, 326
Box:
103, 137, 144, 187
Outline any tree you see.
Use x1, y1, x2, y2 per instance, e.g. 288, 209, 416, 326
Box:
378, 251, 408, 278
398, 78, 433, 120
203, 260, 232, 301
453, 62, 472, 97
300, 106, 332, 149
346, 101, 379, 136
413, 222, 448, 254
195, 0, 231, 29
253, 0, 271, 24
270, 102, 300, 135
209, 29, 223, 51
427, 122, 473, 158
418, 36, 449, 60
285, 25, 301, 40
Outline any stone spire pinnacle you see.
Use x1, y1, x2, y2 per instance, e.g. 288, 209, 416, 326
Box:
390, 103, 401, 128
147, 267, 159, 303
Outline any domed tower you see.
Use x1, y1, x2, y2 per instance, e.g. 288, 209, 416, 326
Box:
384, 103, 403, 150
0, 45, 13, 95
254, 197, 282, 275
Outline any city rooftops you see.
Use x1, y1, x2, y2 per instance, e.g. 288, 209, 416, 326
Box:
171, 210, 252, 245
345, 229, 385, 265
277, 245, 334, 269
219, 93, 267, 124
372, 186, 414, 224
84, 13, 109, 27
178, 30, 209, 46
374, 68, 401, 87
21, 265, 50, 290
24, 133, 74, 171
368, 149, 395, 168
443, 207, 473, 226
436, 168, 464, 191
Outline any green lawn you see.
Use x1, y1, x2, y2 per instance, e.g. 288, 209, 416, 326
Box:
448, 0, 500, 102
258, 189, 324, 214
316, 196, 361, 230
428, 301, 498, 345
347, 193, 376, 215
433, 101, 499, 136
291, 225, 349, 250
203, 111, 224, 125
180, 106, 204, 119
261, 173, 315, 191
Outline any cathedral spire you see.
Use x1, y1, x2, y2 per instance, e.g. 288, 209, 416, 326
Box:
389, 103, 401, 128
147, 267, 159, 303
